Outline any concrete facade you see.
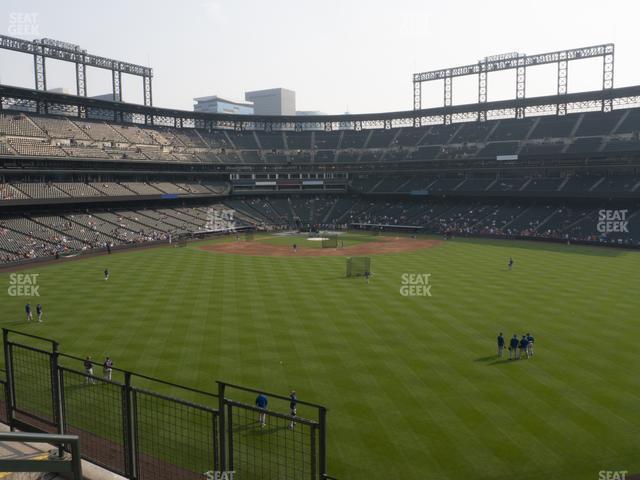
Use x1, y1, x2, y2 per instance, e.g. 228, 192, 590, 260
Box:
245, 88, 296, 116
193, 96, 254, 115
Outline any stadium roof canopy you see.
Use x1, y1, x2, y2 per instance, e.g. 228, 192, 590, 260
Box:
2, 83, 640, 132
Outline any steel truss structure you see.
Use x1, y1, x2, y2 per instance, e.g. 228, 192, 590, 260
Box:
413, 45, 615, 123
2, 83, 639, 134
0, 35, 153, 112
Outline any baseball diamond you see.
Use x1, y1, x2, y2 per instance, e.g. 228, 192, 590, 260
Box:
1, 233, 639, 479
1, 4, 640, 479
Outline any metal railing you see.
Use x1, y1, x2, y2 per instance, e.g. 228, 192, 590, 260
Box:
1, 328, 333, 479
0, 432, 83, 480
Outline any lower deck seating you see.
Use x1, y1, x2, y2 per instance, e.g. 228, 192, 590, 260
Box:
2, 193, 640, 264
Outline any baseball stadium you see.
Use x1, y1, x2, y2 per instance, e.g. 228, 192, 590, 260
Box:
0, 4, 639, 480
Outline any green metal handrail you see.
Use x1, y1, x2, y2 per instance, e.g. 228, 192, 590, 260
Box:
0, 432, 82, 480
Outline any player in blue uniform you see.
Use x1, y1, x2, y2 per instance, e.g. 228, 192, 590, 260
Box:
520, 335, 529, 359
509, 334, 519, 360
255, 393, 268, 428
288, 391, 298, 430
497, 333, 505, 358
36, 304, 43, 323
508, 257, 514, 270
25, 303, 32, 322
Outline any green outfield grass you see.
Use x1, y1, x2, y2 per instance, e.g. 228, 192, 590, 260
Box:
1, 234, 639, 480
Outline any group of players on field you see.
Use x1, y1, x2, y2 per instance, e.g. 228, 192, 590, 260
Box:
83, 356, 114, 383
255, 391, 298, 430
24, 303, 43, 322
497, 332, 535, 360
501, 257, 535, 359
23, 269, 110, 323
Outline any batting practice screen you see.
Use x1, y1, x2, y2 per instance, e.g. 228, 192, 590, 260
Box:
346, 256, 371, 277
322, 236, 338, 248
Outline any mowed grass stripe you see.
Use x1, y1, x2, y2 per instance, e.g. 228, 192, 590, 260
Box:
0, 234, 638, 479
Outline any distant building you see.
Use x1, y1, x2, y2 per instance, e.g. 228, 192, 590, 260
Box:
47, 87, 70, 95
245, 88, 295, 116
193, 89, 324, 117
193, 96, 254, 115
90, 93, 118, 102
294, 110, 328, 130
87, 93, 138, 123
42, 90, 149, 123
296, 110, 326, 116
45, 88, 73, 115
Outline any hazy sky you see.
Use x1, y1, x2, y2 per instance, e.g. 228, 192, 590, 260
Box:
1, 0, 638, 114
